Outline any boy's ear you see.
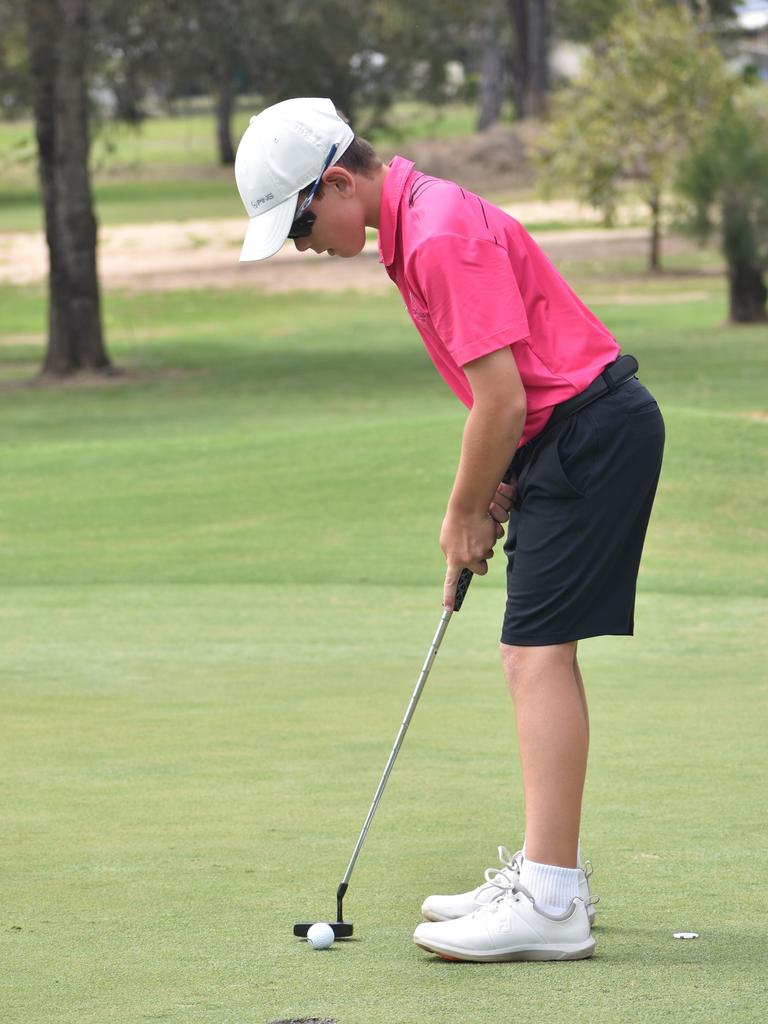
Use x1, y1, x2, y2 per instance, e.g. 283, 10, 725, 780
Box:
323, 166, 356, 195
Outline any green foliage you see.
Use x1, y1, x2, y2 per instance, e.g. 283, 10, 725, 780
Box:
538, 1, 732, 222
677, 85, 768, 270
676, 83, 768, 320
0, 0, 30, 116
554, 0, 738, 42
8, 0, 478, 142
554, 0, 626, 41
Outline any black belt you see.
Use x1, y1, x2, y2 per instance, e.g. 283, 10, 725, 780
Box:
545, 354, 639, 432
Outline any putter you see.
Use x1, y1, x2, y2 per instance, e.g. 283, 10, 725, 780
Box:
294, 567, 474, 939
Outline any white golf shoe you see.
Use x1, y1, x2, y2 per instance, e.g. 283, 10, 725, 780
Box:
420, 846, 597, 927
414, 881, 595, 962
420, 846, 524, 922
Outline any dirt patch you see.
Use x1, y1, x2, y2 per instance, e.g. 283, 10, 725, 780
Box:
0, 221, 704, 295
585, 289, 712, 306
0, 129, 719, 302
114, 246, 393, 294
0, 333, 43, 347
0, 169, 658, 295
0, 366, 202, 392
743, 410, 768, 423
380, 122, 537, 195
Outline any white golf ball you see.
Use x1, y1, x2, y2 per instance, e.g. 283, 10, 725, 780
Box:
307, 923, 335, 949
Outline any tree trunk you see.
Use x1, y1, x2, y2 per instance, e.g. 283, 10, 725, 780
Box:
526, 0, 550, 117
477, 0, 506, 131
649, 189, 662, 272
728, 260, 768, 322
113, 70, 145, 125
723, 201, 768, 322
216, 76, 235, 166
27, 0, 110, 377
508, 0, 550, 119
508, 0, 528, 119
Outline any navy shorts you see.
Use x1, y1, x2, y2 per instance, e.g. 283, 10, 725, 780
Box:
500, 376, 665, 646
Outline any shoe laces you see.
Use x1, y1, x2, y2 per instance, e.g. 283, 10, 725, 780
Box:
474, 875, 535, 917
475, 858, 601, 917
581, 859, 600, 905
472, 846, 523, 906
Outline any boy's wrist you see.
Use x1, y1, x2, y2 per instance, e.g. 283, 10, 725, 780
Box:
446, 498, 491, 519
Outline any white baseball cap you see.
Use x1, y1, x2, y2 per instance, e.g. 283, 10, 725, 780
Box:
235, 97, 355, 262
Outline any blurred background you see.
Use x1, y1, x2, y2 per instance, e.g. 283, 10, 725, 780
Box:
1, 0, 767, 376
2, 5, 768, 1023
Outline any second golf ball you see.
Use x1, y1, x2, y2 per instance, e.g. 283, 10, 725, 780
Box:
307, 923, 335, 949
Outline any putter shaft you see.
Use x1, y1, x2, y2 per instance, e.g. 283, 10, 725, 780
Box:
296, 569, 473, 938
339, 606, 453, 891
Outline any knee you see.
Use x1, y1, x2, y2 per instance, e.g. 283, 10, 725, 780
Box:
499, 641, 577, 698
499, 643, 529, 698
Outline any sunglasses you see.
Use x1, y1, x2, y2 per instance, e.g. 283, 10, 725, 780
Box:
287, 143, 338, 240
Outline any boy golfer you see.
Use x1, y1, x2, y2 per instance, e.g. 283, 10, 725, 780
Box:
235, 98, 665, 962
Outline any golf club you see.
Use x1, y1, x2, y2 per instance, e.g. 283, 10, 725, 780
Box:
294, 567, 474, 939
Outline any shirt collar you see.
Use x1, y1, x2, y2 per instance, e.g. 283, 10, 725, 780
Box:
377, 155, 415, 267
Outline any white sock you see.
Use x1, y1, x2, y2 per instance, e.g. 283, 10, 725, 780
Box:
518, 858, 582, 915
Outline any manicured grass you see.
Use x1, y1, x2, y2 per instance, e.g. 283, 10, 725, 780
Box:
0, 175, 245, 233
1, 281, 765, 597
1, 283, 766, 1023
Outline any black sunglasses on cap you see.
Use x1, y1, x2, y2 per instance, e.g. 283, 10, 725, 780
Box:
287, 143, 338, 240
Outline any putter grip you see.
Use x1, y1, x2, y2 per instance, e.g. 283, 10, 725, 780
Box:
453, 568, 473, 613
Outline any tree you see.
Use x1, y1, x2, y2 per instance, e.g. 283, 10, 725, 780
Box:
26, 0, 110, 377
477, 0, 509, 130
553, 0, 738, 42
553, 0, 626, 41
91, 1, 180, 124
162, 0, 475, 165
508, 0, 553, 118
537, 0, 731, 270
89, 0, 259, 165
677, 86, 768, 322
180, 1, 254, 165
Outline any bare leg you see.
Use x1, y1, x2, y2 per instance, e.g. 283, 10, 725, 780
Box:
500, 641, 588, 869
573, 643, 589, 748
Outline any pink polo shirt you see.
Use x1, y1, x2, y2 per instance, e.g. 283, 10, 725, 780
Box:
378, 157, 621, 446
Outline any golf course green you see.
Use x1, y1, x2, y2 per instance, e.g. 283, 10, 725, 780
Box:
2, 277, 766, 1023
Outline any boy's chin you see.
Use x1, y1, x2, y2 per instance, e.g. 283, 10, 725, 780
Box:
332, 239, 367, 258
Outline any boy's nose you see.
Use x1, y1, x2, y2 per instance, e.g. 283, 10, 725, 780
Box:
294, 236, 312, 252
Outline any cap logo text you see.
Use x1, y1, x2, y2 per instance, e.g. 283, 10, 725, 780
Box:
251, 193, 274, 208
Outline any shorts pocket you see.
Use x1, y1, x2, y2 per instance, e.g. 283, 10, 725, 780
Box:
530, 414, 597, 500
552, 432, 586, 498
625, 399, 660, 417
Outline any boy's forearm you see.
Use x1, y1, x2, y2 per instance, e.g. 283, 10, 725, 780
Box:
447, 400, 525, 516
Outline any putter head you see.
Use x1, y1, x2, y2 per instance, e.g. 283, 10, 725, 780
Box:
293, 921, 354, 939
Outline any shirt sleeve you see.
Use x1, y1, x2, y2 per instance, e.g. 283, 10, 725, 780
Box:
407, 234, 530, 366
